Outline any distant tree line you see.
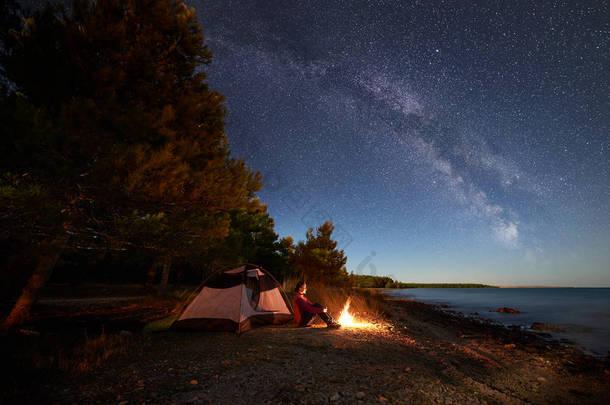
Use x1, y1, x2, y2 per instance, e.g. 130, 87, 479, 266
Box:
351, 275, 498, 289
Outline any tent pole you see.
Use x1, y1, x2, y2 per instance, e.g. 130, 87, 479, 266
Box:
237, 268, 246, 335
246, 263, 294, 313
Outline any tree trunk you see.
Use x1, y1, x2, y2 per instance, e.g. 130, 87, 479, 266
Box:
157, 256, 171, 296
1, 235, 68, 333
174, 267, 183, 287
202, 264, 210, 283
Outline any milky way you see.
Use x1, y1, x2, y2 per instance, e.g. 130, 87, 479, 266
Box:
192, 1, 609, 286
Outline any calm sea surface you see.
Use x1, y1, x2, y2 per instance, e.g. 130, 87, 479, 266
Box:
383, 288, 610, 356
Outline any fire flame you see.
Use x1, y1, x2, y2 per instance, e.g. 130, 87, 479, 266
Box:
337, 298, 372, 328
337, 298, 355, 326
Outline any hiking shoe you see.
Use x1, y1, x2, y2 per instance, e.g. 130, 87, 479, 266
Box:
327, 322, 341, 329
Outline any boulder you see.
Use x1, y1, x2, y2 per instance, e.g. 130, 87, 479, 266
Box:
494, 307, 521, 314
530, 322, 546, 330
530, 322, 565, 332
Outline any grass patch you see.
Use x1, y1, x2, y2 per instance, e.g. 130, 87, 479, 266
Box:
143, 314, 179, 332
0, 328, 146, 402
57, 331, 132, 374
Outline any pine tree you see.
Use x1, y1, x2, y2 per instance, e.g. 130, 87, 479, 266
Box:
291, 221, 350, 286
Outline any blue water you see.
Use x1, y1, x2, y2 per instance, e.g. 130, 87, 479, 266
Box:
383, 288, 610, 356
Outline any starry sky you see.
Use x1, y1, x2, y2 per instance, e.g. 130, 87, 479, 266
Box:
191, 1, 610, 286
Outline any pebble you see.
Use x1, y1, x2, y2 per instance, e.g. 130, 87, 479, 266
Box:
189, 380, 198, 385
330, 393, 340, 401
356, 391, 366, 399
18, 328, 40, 336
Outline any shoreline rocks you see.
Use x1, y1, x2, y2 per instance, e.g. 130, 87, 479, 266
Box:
490, 307, 521, 314
531, 322, 566, 332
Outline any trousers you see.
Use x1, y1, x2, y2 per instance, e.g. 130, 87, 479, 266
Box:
299, 303, 336, 327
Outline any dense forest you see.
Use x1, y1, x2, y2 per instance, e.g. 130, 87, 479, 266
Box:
0, 0, 350, 330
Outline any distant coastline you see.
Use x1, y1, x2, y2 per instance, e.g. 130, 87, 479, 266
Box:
381, 283, 499, 289
498, 285, 574, 288
354, 274, 610, 289
352, 274, 499, 288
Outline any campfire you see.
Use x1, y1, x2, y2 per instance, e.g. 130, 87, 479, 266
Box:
337, 298, 374, 328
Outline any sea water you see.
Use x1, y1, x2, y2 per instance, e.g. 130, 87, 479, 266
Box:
383, 288, 610, 356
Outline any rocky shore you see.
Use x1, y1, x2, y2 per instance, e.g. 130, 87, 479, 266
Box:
3, 293, 610, 404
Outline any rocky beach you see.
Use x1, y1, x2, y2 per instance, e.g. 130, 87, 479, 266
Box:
3, 287, 609, 404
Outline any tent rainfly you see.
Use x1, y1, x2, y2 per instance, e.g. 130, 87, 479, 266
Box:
171, 264, 293, 333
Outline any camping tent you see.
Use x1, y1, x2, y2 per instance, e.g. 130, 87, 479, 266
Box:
171, 264, 293, 333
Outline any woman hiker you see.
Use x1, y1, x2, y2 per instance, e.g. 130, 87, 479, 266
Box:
293, 281, 341, 328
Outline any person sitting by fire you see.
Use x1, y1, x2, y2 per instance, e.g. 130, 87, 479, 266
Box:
293, 281, 341, 328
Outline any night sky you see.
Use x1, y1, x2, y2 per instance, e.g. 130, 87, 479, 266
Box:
189, 0, 609, 287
